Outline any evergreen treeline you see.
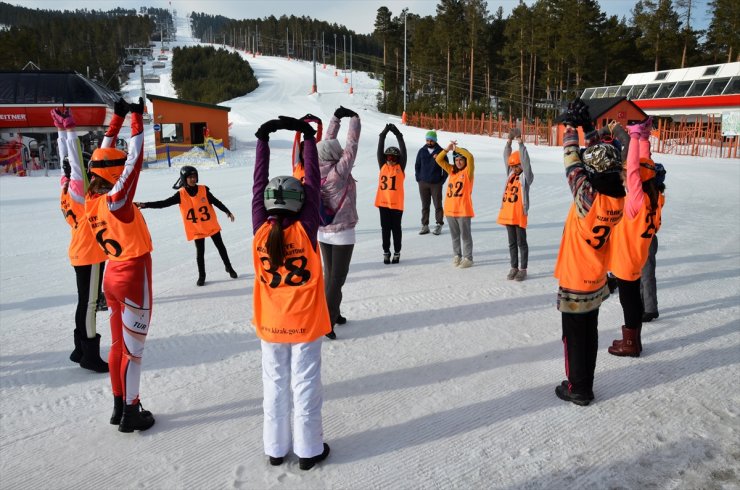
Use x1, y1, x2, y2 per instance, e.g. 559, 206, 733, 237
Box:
0, 2, 173, 91
190, 12, 381, 74
192, 0, 738, 119
170, 45, 258, 104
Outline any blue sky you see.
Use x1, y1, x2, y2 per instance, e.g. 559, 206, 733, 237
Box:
10, 0, 713, 35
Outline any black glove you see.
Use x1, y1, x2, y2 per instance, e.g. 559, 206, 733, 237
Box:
562, 98, 594, 133
113, 98, 130, 118
255, 119, 282, 141
301, 113, 321, 124
62, 158, 71, 179
388, 123, 401, 136
278, 116, 316, 138
334, 106, 357, 119
380, 123, 390, 136
129, 97, 145, 115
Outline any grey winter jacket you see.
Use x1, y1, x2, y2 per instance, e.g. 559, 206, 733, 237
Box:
319, 114, 361, 233
503, 140, 533, 215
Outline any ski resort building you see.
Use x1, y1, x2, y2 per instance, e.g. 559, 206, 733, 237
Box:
580, 62, 740, 121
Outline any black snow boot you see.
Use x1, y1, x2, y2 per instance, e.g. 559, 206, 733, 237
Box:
79, 334, 109, 373
299, 443, 330, 470
225, 265, 238, 279
110, 396, 124, 425
119, 402, 155, 433
70, 330, 83, 363
555, 380, 594, 406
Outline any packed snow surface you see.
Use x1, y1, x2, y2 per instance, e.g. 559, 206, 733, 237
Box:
1, 14, 738, 490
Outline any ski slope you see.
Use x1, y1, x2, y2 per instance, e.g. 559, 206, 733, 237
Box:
1, 14, 739, 490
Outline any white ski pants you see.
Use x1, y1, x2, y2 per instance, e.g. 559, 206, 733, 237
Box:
261, 339, 324, 459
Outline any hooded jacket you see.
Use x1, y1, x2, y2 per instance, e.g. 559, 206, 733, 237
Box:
318, 114, 361, 233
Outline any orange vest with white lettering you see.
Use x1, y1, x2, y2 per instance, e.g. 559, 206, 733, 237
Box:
374, 163, 405, 210
609, 193, 664, 280
86, 195, 153, 262
178, 186, 221, 241
293, 164, 305, 184
554, 194, 624, 291
497, 173, 527, 228
444, 170, 475, 218
61, 190, 107, 266
252, 220, 331, 343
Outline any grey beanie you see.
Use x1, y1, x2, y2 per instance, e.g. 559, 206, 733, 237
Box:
317, 139, 343, 162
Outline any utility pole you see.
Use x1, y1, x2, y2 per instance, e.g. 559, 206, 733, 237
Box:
349, 36, 353, 94
312, 40, 317, 93
286, 28, 289, 59
322, 32, 325, 68
402, 12, 407, 124
334, 34, 337, 76
343, 35, 347, 83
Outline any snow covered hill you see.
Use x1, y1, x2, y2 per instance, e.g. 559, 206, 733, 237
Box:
1, 13, 739, 490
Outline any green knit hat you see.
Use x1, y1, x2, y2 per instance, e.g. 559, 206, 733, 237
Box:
425, 130, 437, 142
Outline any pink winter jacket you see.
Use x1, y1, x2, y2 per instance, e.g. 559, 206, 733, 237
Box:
319, 114, 361, 233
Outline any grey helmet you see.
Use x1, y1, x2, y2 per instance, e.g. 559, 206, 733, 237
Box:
384, 146, 400, 158
173, 165, 198, 189
264, 176, 304, 214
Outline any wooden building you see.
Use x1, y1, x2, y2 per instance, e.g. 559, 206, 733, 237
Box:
146, 94, 231, 149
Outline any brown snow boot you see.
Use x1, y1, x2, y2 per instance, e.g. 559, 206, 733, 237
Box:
608, 326, 641, 357
611, 325, 643, 353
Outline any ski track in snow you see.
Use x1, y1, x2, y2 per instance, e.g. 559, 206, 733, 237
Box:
1, 13, 739, 490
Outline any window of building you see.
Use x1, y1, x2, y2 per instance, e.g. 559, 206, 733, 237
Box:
654, 82, 676, 99
725, 77, 740, 94
670, 81, 693, 98
616, 86, 632, 97
581, 88, 596, 99
702, 66, 719, 76
641, 84, 661, 99
160, 123, 183, 143
628, 85, 646, 98
686, 80, 710, 96
655, 72, 668, 81
704, 78, 731, 96
605, 86, 620, 97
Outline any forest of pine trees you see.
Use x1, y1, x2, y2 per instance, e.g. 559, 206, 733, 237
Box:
1, 1, 737, 119
192, 0, 738, 120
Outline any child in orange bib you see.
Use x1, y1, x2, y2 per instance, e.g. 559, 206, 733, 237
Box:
375, 123, 407, 264
435, 141, 475, 268
252, 116, 331, 470
498, 128, 533, 281
136, 166, 237, 286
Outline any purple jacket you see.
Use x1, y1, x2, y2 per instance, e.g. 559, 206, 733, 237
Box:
319, 114, 361, 233
252, 136, 320, 250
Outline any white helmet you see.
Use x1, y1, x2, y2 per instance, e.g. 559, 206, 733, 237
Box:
264, 176, 304, 214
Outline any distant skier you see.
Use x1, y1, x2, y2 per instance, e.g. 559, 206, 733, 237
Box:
252, 116, 331, 470
53, 107, 109, 373
375, 123, 407, 264
135, 166, 238, 286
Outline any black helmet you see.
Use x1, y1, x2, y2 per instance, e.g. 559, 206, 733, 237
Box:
173, 165, 198, 189
384, 146, 400, 158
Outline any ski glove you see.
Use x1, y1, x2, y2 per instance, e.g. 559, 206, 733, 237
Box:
334, 106, 357, 119
255, 119, 282, 141
508, 127, 521, 140
562, 98, 594, 133
50, 109, 66, 129
301, 113, 321, 124
114, 98, 130, 118
129, 97, 145, 115
279, 116, 315, 138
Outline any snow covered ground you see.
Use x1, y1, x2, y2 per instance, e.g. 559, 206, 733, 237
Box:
1, 14, 739, 490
